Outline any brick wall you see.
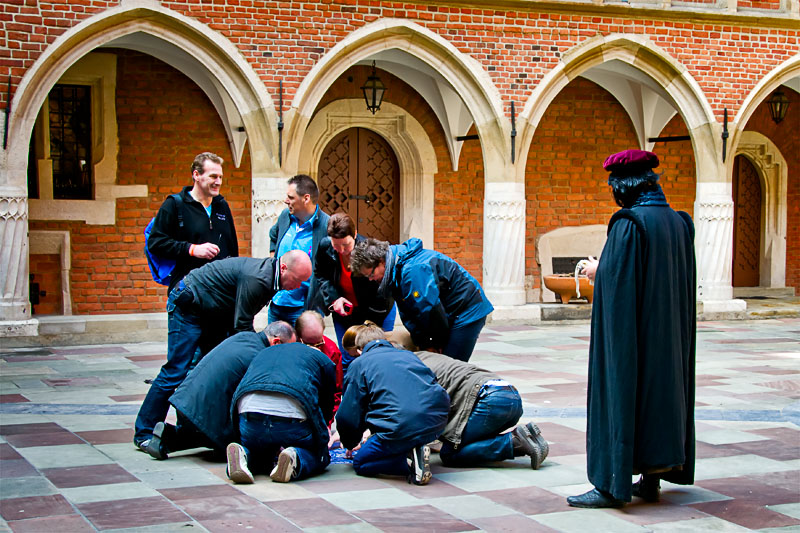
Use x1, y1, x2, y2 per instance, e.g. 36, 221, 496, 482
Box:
741, 90, 799, 292
28, 50, 252, 314
28, 254, 61, 315
1, 2, 797, 123
317, 65, 485, 281
524, 78, 697, 292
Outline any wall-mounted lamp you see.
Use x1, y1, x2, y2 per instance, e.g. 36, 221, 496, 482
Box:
361, 61, 386, 115
766, 89, 789, 124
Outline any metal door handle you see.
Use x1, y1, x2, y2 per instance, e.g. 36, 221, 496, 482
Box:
349, 194, 371, 205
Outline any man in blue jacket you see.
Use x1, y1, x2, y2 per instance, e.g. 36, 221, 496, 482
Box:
335, 323, 449, 485
351, 238, 493, 362
268, 174, 330, 324
226, 341, 337, 483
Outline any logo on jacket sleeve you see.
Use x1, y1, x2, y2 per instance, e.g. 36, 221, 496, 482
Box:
413, 291, 420, 298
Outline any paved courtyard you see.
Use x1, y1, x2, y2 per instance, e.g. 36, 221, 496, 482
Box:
1, 318, 798, 532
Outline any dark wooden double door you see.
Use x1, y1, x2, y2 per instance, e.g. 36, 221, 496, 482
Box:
732, 155, 761, 287
317, 128, 399, 243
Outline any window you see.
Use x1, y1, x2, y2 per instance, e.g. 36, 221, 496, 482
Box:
48, 84, 93, 199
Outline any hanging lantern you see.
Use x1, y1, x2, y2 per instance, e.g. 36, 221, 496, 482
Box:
361, 61, 386, 115
766, 89, 789, 124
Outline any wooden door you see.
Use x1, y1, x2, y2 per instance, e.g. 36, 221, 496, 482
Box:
732, 155, 761, 287
317, 128, 399, 243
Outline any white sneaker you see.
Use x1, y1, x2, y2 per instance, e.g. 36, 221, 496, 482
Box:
226, 443, 254, 484
270, 447, 298, 483
407, 445, 431, 485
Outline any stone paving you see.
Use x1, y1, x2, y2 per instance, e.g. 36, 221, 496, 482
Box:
0, 318, 798, 532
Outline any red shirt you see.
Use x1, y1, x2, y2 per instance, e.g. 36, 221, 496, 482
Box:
320, 335, 344, 423
338, 259, 358, 308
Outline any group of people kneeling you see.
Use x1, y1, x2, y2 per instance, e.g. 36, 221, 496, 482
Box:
142, 313, 548, 486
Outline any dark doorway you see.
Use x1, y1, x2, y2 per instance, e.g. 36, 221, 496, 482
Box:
732, 155, 762, 287
317, 127, 400, 243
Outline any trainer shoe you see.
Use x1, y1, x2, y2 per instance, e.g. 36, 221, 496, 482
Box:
144, 422, 168, 460
526, 422, 550, 465
226, 443, 254, 484
511, 423, 549, 469
134, 439, 150, 453
270, 447, 298, 483
407, 445, 431, 485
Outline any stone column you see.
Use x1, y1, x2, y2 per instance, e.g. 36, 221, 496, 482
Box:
694, 182, 746, 313
251, 176, 287, 258
483, 182, 526, 306
0, 186, 37, 336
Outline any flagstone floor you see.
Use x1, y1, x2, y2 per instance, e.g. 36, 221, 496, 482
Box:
1, 318, 798, 532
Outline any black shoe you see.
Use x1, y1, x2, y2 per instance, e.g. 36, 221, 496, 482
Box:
567, 488, 625, 509
144, 422, 168, 460
511, 423, 549, 469
632, 475, 660, 502
134, 439, 150, 453
407, 445, 431, 485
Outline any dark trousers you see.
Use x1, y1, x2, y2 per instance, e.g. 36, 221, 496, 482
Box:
352, 429, 441, 478
239, 413, 329, 480
443, 316, 487, 362
440, 385, 522, 466
134, 285, 225, 443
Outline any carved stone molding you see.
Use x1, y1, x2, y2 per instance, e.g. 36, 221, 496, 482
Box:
696, 201, 734, 222
0, 196, 28, 221
695, 199, 735, 300
483, 183, 526, 306
486, 199, 524, 221
253, 198, 285, 225
0, 195, 32, 321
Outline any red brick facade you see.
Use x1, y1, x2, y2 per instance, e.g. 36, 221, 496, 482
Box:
28, 51, 253, 314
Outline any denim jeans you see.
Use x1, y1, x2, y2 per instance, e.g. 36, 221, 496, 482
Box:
352, 429, 441, 478
443, 316, 486, 362
440, 385, 522, 466
267, 303, 304, 327
134, 285, 203, 443
334, 304, 397, 377
238, 413, 329, 480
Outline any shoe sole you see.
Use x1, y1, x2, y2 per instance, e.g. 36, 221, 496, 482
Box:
226, 444, 254, 484
270, 449, 297, 483
525, 423, 549, 469
144, 422, 167, 460
408, 446, 431, 485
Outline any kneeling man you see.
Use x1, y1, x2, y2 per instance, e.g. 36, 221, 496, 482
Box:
226, 340, 337, 483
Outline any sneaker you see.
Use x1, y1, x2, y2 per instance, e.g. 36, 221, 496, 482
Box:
144, 422, 168, 460
134, 439, 150, 453
226, 443, 254, 484
270, 447, 298, 483
407, 445, 431, 485
511, 423, 549, 469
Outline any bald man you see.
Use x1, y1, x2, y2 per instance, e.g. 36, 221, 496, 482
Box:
135, 252, 312, 451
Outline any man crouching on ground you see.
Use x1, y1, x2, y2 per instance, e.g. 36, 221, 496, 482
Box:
335, 323, 449, 485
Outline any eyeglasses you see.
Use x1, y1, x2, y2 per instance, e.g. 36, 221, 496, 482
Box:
303, 339, 326, 350
363, 265, 379, 280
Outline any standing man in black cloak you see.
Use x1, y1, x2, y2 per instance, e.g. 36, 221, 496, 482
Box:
567, 149, 696, 509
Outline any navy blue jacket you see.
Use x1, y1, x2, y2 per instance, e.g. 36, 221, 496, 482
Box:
313, 233, 394, 327
389, 238, 493, 349
170, 331, 270, 450
231, 343, 337, 456
269, 207, 330, 312
336, 340, 449, 449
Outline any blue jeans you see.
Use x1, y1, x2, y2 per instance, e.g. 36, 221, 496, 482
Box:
352, 429, 441, 478
238, 413, 329, 480
334, 304, 397, 377
267, 303, 304, 327
134, 285, 204, 443
443, 316, 486, 362
440, 385, 522, 466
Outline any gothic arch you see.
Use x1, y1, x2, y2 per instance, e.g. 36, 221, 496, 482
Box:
734, 131, 789, 288
4, 3, 279, 190
299, 100, 438, 245
516, 34, 717, 184
283, 18, 507, 181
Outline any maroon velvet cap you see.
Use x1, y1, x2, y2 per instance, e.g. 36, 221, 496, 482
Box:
603, 149, 659, 175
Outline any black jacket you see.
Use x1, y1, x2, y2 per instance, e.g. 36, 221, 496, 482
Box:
183, 256, 277, 333
269, 207, 330, 312
587, 204, 696, 501
336, 340, 449, 449
313, 233, 394, 327
170, 331, 270, 449
231, 343, 337, 457
147, 186, 238, 292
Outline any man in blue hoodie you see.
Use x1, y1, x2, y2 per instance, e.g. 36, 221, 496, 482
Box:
350, 238, 493, 362
335, 323, 449, 485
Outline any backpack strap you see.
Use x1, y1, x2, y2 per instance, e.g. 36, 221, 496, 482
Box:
171, 193, 185, 230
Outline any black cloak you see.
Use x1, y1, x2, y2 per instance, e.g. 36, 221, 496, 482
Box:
586, 205, 696, 501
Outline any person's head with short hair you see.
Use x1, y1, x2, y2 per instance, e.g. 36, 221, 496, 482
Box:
353, 321, 387, 355
284, 174, 319, 223
603, 149, 661, 209
278, 250, 312, 290
327, 213, 357, 261
295, 310, 326, 350
351, 238, 389, 282
264, 320, 296, 345
190, 152, 224, 204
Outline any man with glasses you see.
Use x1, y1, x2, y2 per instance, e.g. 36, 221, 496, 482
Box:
350, 238, 493, 363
